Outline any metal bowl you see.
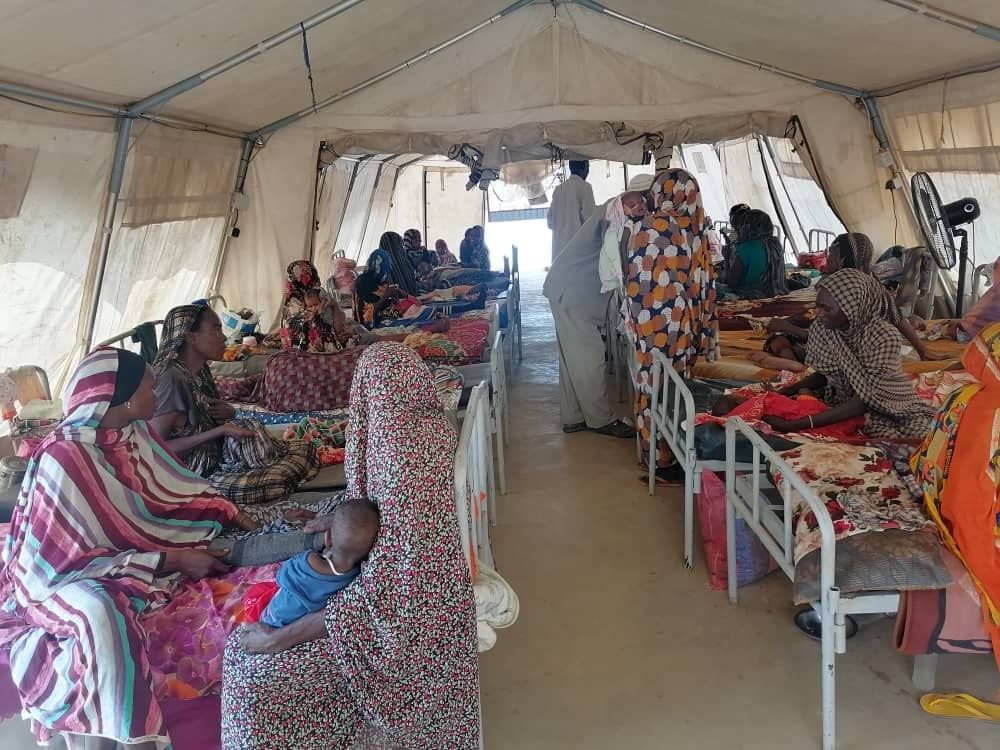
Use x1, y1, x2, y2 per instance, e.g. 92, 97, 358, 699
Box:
793, 607, 859, 641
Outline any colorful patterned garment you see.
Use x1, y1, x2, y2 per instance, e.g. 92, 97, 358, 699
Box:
0, 348, 240, 748
403, 228, 428, 270
280, 260, 369, 353
806, 269, 933, 439
695, 391, 865, 441
771, 441, 931, 565
400, 315, 493, 366
154, 306, 320, 505
282, 416, 348, 466
626, 168, 718, 466
912, 321, 1000, 665
223, 343, 479, 750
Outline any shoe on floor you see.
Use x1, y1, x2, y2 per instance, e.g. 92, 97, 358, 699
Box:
562, 422, 588, 434
592, 420, 636, 439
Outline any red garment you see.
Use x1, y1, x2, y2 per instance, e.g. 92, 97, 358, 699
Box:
242, 581, 279, 623
706, 392, 865, 440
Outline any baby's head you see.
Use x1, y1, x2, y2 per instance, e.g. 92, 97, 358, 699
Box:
303, 289, 322, 309
323, 498, 380, 572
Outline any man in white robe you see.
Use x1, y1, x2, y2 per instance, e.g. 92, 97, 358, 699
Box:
543, 176, 653, 437
547, 160, 596, 263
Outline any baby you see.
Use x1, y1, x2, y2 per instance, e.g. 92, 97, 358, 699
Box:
303, 288, 324, 315
259, 498, 380, 628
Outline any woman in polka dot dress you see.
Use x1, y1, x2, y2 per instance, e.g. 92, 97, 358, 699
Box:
221, 342, 480, 749
626, 168, 719, 478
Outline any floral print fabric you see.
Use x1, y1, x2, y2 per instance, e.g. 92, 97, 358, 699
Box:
771, 441, 931, 564
222, 343, 479, 750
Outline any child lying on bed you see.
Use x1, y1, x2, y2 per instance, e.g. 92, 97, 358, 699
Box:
241, 499, 380, 627
709, 387, 865, 440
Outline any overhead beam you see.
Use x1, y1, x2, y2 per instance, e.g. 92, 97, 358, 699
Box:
877, 0, 1000, 42
572, 0, 866, 98
0, 81, 248, 139
250, 0, 537, 138
127, 0, 368, 115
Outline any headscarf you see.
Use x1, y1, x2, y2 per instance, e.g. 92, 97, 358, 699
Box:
153, 304, 220, 435
738, 209, 788, 296
283, 260, 322, 299
402, 228, 426, 270
379, 231, 419, 294
806, 269, 932, 439
0, 348, 236, 745
460, 226, 490, 272
960, 256, 1000, 341
332, 343, 479, 749
365, 248, 391, 283
831, 232, 874, 275
435, 239, 458, 265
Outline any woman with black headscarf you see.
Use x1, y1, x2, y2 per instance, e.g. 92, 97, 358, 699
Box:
725, 209, 788, 298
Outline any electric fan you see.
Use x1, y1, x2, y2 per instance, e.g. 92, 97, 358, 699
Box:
910, 172, 981, 316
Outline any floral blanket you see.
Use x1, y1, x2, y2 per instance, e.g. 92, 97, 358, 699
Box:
770, 441, 932, 564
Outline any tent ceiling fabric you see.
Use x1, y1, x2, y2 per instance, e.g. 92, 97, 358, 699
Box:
0, 1, 997, 134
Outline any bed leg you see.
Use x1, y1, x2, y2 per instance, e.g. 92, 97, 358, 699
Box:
725, 484, 738, 605
683, 476, 695, 570
821, 591, 839, 750
911, 654, 938, 692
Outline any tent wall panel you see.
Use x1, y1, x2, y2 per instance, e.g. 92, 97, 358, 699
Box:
359, 163, 400, 255
0, 114, 114, 386
314, 159, 356, 281
334, 159, 382, 262
424, 168, 485, 262
385, 165, 425, 243
219, 128, 318, 329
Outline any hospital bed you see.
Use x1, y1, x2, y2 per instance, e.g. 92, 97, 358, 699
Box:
723, 417, 944, 750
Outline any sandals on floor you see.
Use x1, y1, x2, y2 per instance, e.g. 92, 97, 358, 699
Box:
591, 420, 636, 439
639, 464, 686, 487
920, 693, 1000, 722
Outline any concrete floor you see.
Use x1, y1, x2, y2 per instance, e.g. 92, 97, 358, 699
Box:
1, 272, 997, 749
479, 272, 998, 750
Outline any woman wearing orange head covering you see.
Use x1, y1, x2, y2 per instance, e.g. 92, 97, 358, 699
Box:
913, 322, 1000, 664
625, 168, 718, 481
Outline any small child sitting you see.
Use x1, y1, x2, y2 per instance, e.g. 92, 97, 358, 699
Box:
252, 499, 380, 628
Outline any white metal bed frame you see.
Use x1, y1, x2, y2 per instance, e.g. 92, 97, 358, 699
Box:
646, 350, 753, 568
454, 381, 498, 574
724, 417, 902, 750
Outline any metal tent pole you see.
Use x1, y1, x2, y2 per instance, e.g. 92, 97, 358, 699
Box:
209, 138, 257, 295
81, 116, 134, 353
250, 0, 537, 138
876, 0, 1000, 41
126, 0, 368, 116
0, 81, 247, 140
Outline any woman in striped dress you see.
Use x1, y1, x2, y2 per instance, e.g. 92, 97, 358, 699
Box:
0, 348, 253, 749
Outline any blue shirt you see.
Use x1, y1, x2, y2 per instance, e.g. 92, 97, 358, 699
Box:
260, 551, 360, 627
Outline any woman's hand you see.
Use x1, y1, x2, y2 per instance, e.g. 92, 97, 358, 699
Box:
762, 416, 802, 433
219, 423, 255, 440
766, 318, 793, 334
240, 623, 282, 654
162, 548, 230, 580
233, 512, 261, 532
284, 508, 318, 525
919, 349, 951, 362
209, 399, 236, 421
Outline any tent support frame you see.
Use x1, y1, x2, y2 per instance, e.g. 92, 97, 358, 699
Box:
126, 0, 368, 116
250, 0, 538, 138
80, 116, 134, 353
209, 138, 257, 296
875, 0, 1000, 42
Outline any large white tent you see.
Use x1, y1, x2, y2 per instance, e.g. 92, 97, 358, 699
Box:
2, 0, 999, 384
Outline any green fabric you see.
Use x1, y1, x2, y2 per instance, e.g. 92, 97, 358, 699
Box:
734, 239, 769, 291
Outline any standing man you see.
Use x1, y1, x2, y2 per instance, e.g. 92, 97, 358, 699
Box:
543, 176, 653, 438
547, 160, 596, 263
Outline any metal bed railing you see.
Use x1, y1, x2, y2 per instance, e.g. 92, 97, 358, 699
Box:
647, 351, 752, 569
95, 295, 230, 354
808, 228, 837, 254
724, 417, 901, 750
